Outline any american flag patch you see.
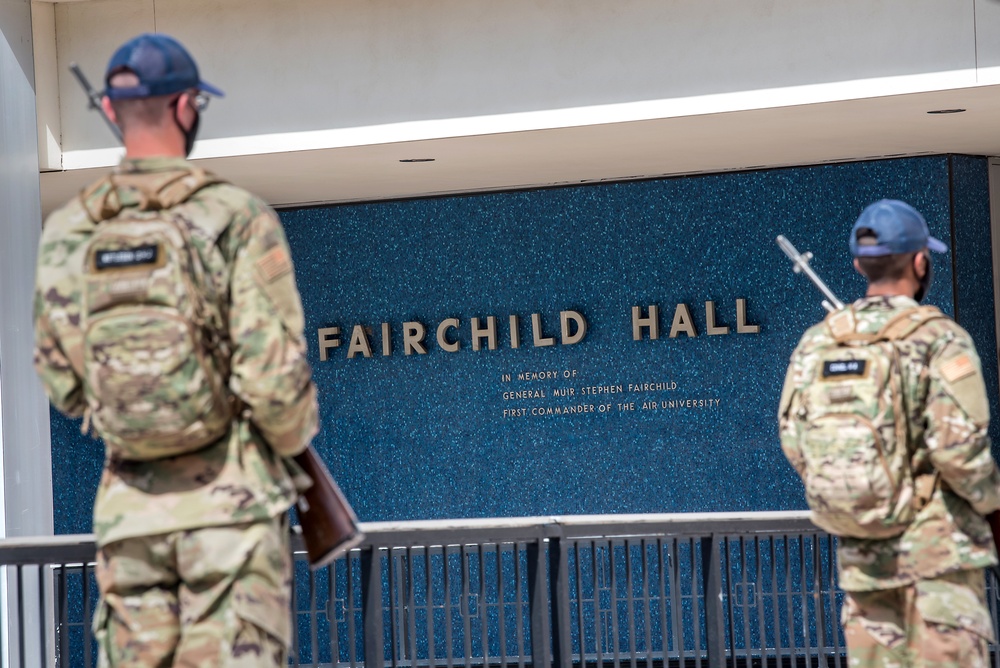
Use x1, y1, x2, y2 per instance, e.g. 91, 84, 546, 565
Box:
256, 246, 292, 283
940, 354, 975, 383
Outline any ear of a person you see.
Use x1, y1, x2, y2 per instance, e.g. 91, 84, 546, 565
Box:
101, 97, 118, 125
176, 92, 197, 127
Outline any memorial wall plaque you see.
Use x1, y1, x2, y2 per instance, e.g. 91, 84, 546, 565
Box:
49, 156, 997, 532
280, 157, 973, 523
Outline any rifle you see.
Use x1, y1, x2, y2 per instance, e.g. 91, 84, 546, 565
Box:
69, 63, 123, 142
775, 235, 845, 313
71, 63, 364, 569
987, 511, 1000, 582
293, 447, 365, 569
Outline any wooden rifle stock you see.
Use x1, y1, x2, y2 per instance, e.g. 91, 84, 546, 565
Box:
987, 510, 1000, 580
293, 446, 364, 569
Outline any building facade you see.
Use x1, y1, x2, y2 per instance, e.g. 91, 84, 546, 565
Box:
6, 0, 1000, 588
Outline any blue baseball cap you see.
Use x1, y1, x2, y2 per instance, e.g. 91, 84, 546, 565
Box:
104, 33, 224, 100
849, 199, 948, 257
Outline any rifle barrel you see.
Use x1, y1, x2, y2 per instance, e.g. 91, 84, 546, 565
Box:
69, 63, 123, 142
776, 235, 845, 312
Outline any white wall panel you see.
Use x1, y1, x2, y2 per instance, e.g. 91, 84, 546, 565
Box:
54, 0, 978, 154
54, 0, 153, 152
1, 1, 54, 664
0, 0, 54, 539
976, 0, 1000, 83
31, 1, 60, 170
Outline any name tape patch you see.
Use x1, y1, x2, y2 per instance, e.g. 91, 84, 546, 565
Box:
822, 359, 868, 379
95, 245, 159, 271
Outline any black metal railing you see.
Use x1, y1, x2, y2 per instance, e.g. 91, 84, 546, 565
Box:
3, 512, 999, 667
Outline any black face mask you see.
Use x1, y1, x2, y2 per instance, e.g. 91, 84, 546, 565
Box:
915, 252, 933, 303
172, 101, 200, 157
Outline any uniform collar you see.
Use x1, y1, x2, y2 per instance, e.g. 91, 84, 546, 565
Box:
116, 156, 194, 174
853, 294, 920, 311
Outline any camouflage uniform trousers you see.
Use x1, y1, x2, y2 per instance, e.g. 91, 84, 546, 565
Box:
842, 568, 995, 667
93, 516, 291, 667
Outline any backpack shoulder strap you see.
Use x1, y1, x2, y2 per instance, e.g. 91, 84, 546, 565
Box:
151, 167, 225, 210
79, 175, 122, 223
78, 167, 226, 222
880, 304, 947, 499
877, 305, 946, 342
825, 304, 947, 344
825, 306, 877, 344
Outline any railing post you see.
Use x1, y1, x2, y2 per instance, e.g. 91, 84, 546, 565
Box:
813, 535, 830, 667
361, 546, 385, 668
527, 537, 551, 668
548, 534, 572, 668
701, 535, 726, 668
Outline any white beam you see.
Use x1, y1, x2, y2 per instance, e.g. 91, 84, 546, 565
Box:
1, 2, 56, 663
31, 1, 60, 170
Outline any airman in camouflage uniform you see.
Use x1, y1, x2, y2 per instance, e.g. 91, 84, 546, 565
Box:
779, 200, 1000, 667
33, 34, 318, 666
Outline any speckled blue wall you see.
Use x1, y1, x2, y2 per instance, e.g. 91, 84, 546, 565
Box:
50, 155, 996, 533
949, 156, 1000, 434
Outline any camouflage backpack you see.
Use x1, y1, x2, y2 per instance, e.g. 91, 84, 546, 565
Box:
77, 167, 234, 460
798, 305, 944, 539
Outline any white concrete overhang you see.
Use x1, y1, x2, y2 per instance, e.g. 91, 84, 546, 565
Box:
39, 78, 1000, 214
30, 0, 1000, 214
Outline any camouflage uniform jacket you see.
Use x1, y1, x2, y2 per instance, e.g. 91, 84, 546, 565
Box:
779, 295, 1000, 591
34, 156, 319, 547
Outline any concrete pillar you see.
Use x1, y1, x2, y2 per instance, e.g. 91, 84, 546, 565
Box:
1, 0, 55, 664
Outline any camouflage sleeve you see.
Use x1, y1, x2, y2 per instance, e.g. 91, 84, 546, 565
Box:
778, 354, 806, 478
228, 205, 319, 457
923, 329, 1000, 515
33, 299, 85, 417
32, 226, 86, 418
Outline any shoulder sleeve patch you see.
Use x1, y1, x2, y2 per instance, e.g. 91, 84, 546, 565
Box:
940, 354, 975, 383
936, 351, 989, 427
255, 246, 292, 284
